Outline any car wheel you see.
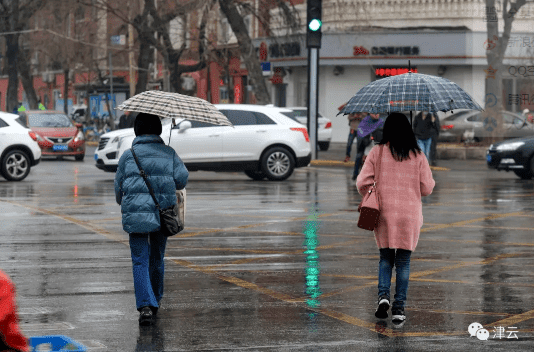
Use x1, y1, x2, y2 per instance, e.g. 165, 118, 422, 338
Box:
513, 170, 533, 179
1, 150, 31, 181
244, 170, 266, 180
318, 141, 330, 151
75, 154, 85, 161
261, 147, 295, 181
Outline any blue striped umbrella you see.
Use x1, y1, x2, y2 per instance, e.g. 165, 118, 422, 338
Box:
338, 72, 483, 120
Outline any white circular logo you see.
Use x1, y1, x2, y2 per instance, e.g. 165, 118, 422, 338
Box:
476, 329, 490, 341
468, 322, 483, 337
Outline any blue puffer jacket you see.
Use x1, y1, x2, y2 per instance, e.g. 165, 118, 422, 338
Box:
114, 135, 189, 234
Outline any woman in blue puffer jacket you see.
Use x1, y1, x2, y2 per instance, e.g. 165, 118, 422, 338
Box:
114, 112, 188, 326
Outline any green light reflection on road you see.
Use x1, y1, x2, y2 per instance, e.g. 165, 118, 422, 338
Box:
303, 206, 322, 308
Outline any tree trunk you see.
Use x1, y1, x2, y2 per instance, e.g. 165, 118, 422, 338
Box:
218, 0, 271, 105
6, 34, 20, 113
136, 40, 153, 94
17, 48, 39, 110
484, 0, 527, 144
63, 68, 70, 115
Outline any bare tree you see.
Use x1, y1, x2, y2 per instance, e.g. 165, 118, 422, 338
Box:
0, 0, 44, 112
484, 0, 528, 143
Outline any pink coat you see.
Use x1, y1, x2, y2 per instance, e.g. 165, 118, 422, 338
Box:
356, 144, 435, 251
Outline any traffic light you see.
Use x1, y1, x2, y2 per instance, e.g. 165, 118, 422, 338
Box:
306, 0, 322, 48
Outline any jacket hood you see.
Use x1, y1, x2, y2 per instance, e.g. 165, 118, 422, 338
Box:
132, 134, 165, 146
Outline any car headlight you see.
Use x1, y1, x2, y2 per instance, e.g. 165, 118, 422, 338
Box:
112, 136, 120, 143
74, 131, 84, 142
496, 141, 524, 151
118, 137, 124, 149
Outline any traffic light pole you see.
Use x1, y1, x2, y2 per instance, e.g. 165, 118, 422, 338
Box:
307, 47, 319, 160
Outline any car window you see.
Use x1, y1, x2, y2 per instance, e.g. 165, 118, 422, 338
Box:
181, 120, 219, 128
287, 109, 324, 118
28, 113, 73, 127
0, 118, 8, 128
253, 112, 276, 125
280, 111, 302, 123
466, 113, 480, 122
15, 116, 28, 128
219, 110, 257, 125
443, 111, 471, 121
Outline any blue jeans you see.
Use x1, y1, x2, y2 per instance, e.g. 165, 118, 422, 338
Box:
130, 232, 167, 311
378, 248, 412, 310
417, 138, 432, 161
346, 129, 357, 157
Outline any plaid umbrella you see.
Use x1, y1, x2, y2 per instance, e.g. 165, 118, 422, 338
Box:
338, 72, 483, 118
117, 90, 233, 126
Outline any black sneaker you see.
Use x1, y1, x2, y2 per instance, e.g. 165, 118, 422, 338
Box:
139, 306, 153, 326
375, 296, 390, 319
391, 307, 406, 322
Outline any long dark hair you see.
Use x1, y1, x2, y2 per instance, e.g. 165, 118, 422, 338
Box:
378, 112, 421, 161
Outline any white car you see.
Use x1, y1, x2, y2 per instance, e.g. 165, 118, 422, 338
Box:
0, 112, 42, 181
95, 105, 312, 181
280, 107, 332, 151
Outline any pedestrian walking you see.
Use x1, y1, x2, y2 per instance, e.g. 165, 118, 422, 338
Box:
356, 112, 435, 324
429, 113, 440, 166
352, 113, 384, 181
413, 111, 438, 161
0, 270, 29, 352
114, 113, 189, 326
344, 112, 362, 163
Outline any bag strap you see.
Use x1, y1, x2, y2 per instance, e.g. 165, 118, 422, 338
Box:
130, 147, 161, 211
373, 144, 385, 203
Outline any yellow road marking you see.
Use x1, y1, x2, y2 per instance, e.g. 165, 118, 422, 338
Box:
487, 309, 534, 327
407, 307, 511, 317
420, 211, 527, 233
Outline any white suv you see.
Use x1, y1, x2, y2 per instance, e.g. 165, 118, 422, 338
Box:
95, 105, 311, 181
0, 112, 42, 181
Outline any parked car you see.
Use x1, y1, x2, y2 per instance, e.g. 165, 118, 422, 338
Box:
0, 112, 41, 181
20, 110, 85, 161
486, 135, 534, 179
280, 107, 332, 151
95, 105, 312, 181
439, 110, 534, 142
70, 104, 87, 123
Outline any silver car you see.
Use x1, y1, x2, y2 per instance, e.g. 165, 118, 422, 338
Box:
280, 107, 333, 151
439, 110, 534, 142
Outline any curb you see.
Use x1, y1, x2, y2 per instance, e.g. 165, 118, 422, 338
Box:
310, 160, 449, 171
86, 141, 98, 147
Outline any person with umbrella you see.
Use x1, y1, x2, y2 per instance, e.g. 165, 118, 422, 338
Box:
356, 112, 435, 324
352, 112, 384, 181
114, 113, 189, 326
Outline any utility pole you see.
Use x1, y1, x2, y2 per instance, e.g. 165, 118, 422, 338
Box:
306, 0, 322, 160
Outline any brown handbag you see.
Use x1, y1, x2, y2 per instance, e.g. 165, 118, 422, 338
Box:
357, 144, 384, 231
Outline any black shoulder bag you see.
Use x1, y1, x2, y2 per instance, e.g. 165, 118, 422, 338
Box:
130, 147, 184, 236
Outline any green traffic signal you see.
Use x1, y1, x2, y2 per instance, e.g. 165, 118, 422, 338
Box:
308, 19, 322, 32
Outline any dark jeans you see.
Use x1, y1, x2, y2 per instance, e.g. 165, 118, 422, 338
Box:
378, 248, 412, 310
345, 129, 357, 157
353, 135, 371, 178
430, 135, 438, 164
130, 232, 167, 311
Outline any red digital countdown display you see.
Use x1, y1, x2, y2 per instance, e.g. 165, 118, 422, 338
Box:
375, 68, 417, 77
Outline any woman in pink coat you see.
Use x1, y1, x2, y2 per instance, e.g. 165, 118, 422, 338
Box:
356, 112, 435, 324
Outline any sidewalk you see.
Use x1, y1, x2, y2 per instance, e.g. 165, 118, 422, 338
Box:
311, 141, 487, 167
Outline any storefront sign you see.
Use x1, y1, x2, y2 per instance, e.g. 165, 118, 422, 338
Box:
269, 42, 301, 58
353, 46, 369, 56
371, 46, 420, 56
375, 67, 417, 77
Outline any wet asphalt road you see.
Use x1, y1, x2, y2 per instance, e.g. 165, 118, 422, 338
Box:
1, 146, 534, 351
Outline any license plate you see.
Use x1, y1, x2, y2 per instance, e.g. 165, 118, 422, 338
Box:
94, 153, 98, 161
53, 144, 68, 151
486, 155, 491, 162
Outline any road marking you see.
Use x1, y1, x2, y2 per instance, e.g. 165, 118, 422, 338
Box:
21, 322, 75, 332
420, 211, 527, 233
487, 309, 534, 328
